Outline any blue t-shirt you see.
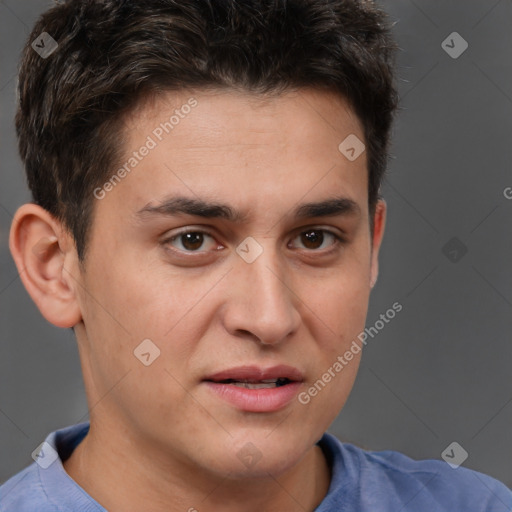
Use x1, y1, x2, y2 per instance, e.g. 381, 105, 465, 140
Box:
1, 422, 511, 511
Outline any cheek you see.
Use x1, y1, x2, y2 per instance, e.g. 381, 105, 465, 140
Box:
298, 343, 361, 434
86, 255, 215, 374
77, 258, 200, 419
88, 250, 172, 332
301, 261, 370, 330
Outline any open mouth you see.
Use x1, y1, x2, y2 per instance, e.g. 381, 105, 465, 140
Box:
203, 368, 302, 411
211, 378, 292, 389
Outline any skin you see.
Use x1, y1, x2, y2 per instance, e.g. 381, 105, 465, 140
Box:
10, 88, 386, 512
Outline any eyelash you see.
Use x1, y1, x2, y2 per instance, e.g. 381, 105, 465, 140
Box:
162, 227, 346, 256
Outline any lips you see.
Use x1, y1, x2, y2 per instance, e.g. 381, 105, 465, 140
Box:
203, 365, 304, 411
204, 364, 304, 385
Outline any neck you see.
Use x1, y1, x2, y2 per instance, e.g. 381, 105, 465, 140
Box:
63, 421, 332, 512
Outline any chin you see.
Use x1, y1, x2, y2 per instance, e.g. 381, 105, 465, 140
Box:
224, 432, 308, 478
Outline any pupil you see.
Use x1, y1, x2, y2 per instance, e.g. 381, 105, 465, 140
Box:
182, 232, 203, 250
302, 230, 323, 249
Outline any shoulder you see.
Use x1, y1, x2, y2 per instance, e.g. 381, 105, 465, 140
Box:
358, 444, 512, 509
0, 462, 58, 512
319, 432, 512, 511
0, 422, 93, 512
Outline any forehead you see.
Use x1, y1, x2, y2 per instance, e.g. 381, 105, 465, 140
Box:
119, 88, 364, 168
94, 88, 368, 227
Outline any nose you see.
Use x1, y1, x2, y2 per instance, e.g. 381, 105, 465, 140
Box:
221, 243, 301, 345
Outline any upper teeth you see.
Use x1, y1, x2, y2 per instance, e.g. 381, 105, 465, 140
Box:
231, 381, 278, 389
226, 378, 288, 389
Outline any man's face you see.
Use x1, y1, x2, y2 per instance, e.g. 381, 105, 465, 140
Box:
71, 88, 383, 477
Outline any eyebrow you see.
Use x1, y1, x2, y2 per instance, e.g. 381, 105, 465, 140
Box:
136, 195, 360, 222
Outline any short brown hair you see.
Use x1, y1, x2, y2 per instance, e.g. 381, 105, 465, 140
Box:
16, 0, 399, 262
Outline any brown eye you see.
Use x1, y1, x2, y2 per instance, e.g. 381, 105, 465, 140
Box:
290, 229, 341, 251
301, 230, 324, 249
180, 232, 204, 251
166, 231, 218, 252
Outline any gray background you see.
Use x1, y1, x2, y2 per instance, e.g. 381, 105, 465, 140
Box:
1, 0, 511, 488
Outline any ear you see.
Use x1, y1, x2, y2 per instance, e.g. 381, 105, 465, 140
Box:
369, 198, 387, 289
9, 203, 82, 328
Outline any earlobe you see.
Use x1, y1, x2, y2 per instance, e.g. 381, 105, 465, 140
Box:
9, 204, 82, 328
369, 199, 387, 289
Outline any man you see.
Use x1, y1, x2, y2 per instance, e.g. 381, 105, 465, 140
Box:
1, 0, 511, 511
